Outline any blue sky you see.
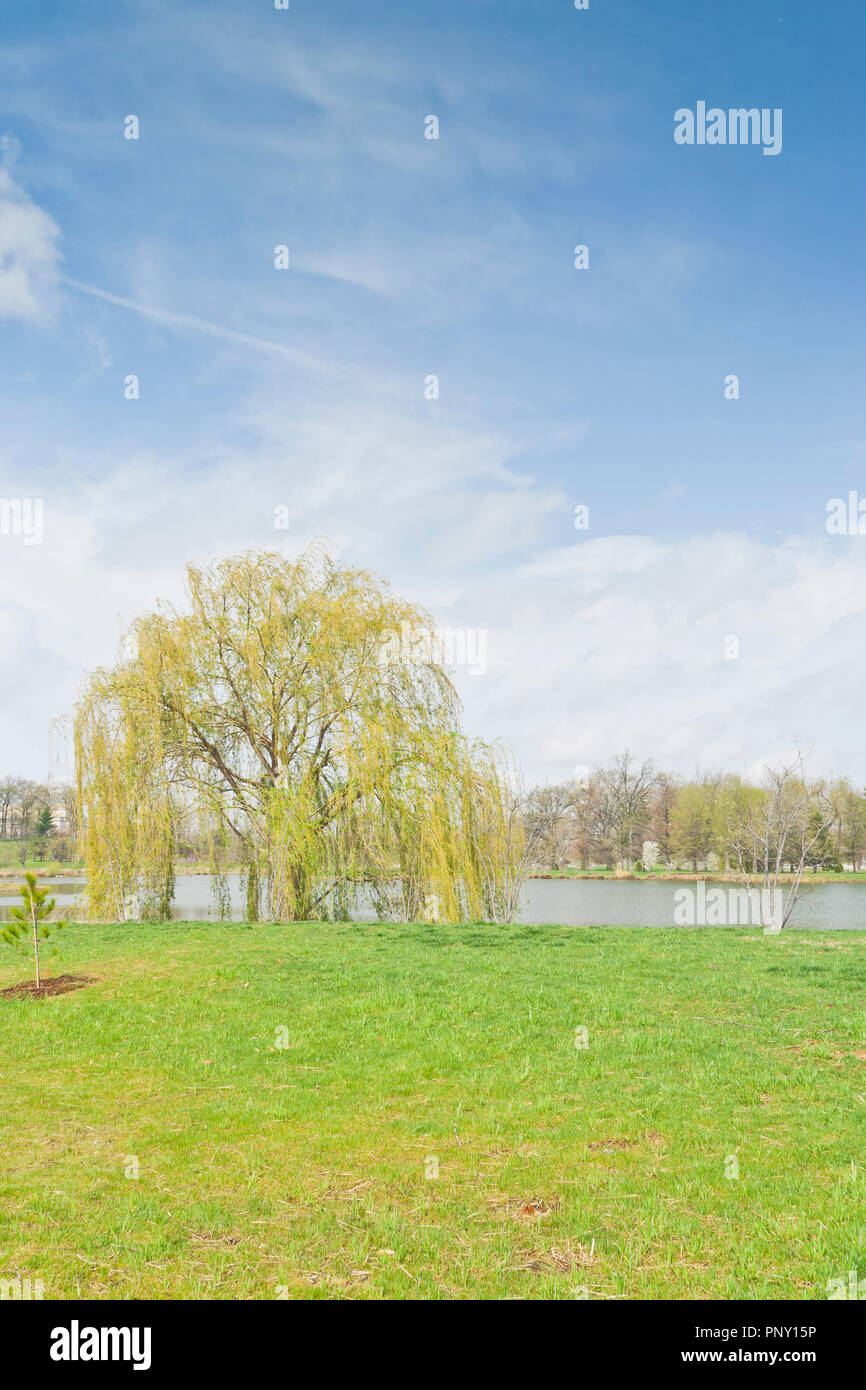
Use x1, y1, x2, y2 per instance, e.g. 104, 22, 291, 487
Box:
1, 0, 866, 784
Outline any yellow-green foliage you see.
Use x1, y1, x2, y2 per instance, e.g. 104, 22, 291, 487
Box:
74, 546, 519, 922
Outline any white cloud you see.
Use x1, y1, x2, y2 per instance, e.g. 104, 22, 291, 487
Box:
0, 164, 61, 324
452, 531, 866, 785
6, 395, 866, 792
2, 360, 864, 789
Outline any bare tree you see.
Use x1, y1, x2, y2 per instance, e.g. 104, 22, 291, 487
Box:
15, 781, 51, 827
523, 781, 576, 871
571, 774, 615, 869
725, 753, 833, 931
648, 772, 678, 868
599, 752, 657, 870
831, 779, 866, 871
0, 778, 19, 839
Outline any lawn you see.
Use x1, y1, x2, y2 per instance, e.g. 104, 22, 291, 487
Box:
1, 920, 865, 1300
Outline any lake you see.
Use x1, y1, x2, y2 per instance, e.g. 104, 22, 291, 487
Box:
3, 874, 865, 929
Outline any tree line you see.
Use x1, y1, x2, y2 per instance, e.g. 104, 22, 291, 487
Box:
524, 752, 862, 874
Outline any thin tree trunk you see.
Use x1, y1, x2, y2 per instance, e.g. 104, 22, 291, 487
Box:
28, 887, 41, 988
246, 859, 259, 922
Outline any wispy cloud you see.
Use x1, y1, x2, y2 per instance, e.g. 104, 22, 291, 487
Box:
64, 277, 344, 377
0, 160, 61, 324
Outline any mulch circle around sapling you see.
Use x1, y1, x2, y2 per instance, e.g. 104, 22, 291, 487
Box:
0, 974, 98, 1000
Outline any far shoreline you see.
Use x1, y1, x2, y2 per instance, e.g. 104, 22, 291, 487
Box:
4, 864, 865, 889
528, 870, 866, 885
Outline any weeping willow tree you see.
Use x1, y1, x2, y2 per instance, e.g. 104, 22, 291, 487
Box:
74, 545, 520, 923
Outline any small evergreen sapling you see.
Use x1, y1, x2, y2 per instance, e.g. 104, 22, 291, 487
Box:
1, 872, 65, 988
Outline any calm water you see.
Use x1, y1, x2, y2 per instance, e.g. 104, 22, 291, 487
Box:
3, 874, 865, 929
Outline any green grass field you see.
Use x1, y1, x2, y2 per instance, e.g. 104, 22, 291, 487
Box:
1, 920, 864, 1300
